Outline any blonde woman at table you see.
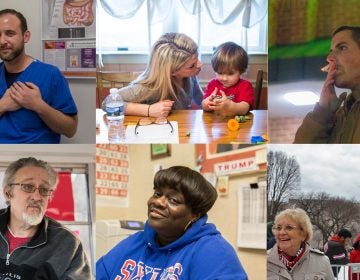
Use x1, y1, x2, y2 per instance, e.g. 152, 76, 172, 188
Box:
267, 208, 334, 280
202, 42, 254, 117
103, 33, 203, 117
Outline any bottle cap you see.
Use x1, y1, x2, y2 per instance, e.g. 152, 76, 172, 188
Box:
109, 88, 118, 94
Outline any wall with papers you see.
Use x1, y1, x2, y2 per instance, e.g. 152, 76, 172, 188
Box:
41, 0, 96, 78
96, 144, 130, 208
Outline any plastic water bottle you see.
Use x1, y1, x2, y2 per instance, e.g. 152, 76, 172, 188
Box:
104, 88, 125, 143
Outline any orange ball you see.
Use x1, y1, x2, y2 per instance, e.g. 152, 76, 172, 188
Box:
227, 119, 240, 131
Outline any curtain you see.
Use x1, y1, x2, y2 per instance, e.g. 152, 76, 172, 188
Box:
97, 0, 267, 67
179, 0, 268, 53
99, 0, 267, 27
99, 0, 145, 19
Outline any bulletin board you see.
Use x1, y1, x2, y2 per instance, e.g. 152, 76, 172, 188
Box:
41, 0, 96, 78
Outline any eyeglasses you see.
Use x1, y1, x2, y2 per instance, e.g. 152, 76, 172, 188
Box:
135, 117, 174, 135
9, 183, 54, 196
272, 224, 298, 233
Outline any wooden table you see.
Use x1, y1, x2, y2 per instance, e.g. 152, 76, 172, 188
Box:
96, 109, 267, 144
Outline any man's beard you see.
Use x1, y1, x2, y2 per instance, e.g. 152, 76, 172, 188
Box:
22, 204, 44, 226
0, 44, 24, 62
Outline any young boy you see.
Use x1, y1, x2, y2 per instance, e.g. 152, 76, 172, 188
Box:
202, 42, 254, 116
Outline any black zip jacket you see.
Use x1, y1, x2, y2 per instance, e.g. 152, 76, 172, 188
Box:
0, 207, 91, 279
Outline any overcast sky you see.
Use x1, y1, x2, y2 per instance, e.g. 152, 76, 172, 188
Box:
268, 144, 360, 201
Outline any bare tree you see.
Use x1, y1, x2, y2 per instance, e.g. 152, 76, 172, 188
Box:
293, 191, 360, 243
267, 150, 301, 221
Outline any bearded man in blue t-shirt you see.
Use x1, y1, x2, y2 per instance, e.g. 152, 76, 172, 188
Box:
0, 9, 78, 143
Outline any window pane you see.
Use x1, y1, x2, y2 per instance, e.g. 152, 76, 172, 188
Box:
97, 1, 267, 54
97, 2, 148, 52
46, 173, 90, 222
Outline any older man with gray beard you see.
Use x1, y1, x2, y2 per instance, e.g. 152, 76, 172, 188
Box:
0, 157, 90, 280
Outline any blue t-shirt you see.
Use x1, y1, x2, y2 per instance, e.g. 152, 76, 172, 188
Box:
0, 60, 77, 143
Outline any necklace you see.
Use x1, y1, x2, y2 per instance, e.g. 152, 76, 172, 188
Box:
7, 224, 35, 238
7, 225, 17, 237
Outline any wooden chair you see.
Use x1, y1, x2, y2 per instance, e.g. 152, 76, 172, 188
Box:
96, 71, 142, 107
253, 70, 267, 110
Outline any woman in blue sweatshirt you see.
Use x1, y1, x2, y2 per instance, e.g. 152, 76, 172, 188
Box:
96, 166, 248, 280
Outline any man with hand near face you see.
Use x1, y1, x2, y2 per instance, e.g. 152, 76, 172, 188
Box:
294, 26, 360, 143
0, 9, 78, 143
0, 157, 90, 280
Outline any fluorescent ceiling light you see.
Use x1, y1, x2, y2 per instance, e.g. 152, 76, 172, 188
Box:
284, 91, 319, 105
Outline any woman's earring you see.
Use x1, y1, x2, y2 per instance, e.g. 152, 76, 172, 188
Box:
184, 220, 193, 232
184, 216, 200, 232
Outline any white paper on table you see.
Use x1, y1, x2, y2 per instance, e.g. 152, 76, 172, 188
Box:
124, 121, 179, 143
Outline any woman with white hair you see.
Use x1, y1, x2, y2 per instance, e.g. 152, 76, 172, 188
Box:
267, 208, 334, 279
103, 32, 203, 117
